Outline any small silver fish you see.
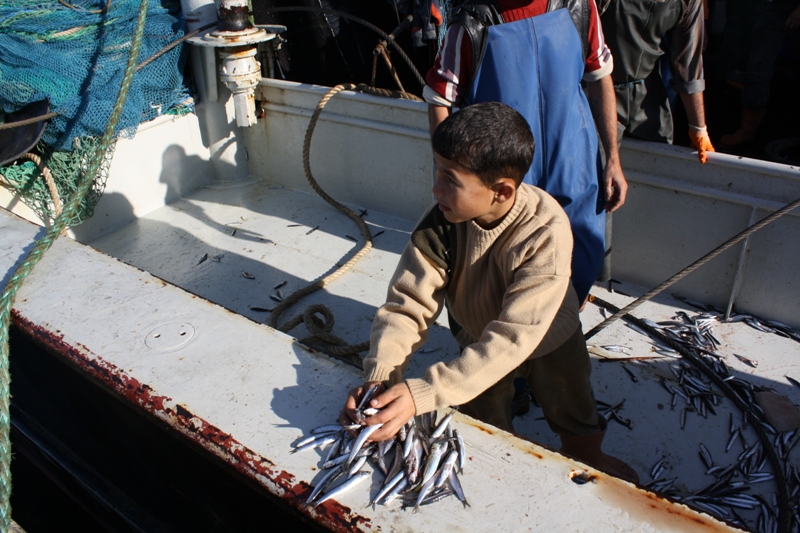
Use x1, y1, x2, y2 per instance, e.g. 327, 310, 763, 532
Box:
430, 409, 456, 439
313, 471, 371, 508
419, 441, 447, 486
307, 465, 344, 503
380, 477, 409, 506
372, 470, 405, 506
435, 450, 459, 489
402, 426, 416, 458
599, 344, 629, 353
448, 470, 470, 508
358, 384, 381, 410
413, 476, 437, 513
733, 353, 758, 368
347, 424, 382, 465
293, 433, 339, 454
348, 455, 369, 478
650, 457, 666, 479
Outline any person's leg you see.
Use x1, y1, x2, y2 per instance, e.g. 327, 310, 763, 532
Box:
459, 369, 517, 433
524, 327, 639, 483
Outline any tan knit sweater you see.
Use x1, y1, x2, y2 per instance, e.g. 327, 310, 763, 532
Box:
364, 184, 581, 415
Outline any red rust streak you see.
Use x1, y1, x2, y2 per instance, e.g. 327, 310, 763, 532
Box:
11, 312, 373, 532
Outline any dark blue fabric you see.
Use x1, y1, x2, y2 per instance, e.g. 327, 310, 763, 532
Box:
465, 9, 605, 302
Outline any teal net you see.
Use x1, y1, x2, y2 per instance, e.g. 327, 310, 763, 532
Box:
0, 0, 191, 224
0, 0, 190, 150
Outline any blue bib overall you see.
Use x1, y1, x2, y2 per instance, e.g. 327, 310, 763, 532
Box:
466, 8, 605, 302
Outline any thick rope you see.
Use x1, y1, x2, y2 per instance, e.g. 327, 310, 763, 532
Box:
588, 294, 794, 533
16, 153, 63, 220
585, 193, 800, 340
268, 83, 419, 366
0, 0, 149, 528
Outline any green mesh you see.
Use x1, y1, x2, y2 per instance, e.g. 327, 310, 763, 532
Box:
0, 137, 114, 226
0, 0, 193, 225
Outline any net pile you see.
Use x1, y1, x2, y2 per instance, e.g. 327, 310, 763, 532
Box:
0, 0, 191, 224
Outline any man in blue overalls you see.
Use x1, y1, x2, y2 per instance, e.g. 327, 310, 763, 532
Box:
425, 0, 626, 309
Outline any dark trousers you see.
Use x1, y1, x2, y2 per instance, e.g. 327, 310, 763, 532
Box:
459, 327, 601, 437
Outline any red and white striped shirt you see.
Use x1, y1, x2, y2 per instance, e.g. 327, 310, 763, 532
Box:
424, 0, 613, 106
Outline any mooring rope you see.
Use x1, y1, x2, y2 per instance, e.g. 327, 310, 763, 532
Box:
267, 83, 420, 368
0, 0, 149, 527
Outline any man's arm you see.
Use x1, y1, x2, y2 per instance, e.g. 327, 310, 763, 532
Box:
680, 91, 706, 128
667, 0, 713, 163
681, 91, 715, 164
428, 104, 452, 136
585, 75, 628, 212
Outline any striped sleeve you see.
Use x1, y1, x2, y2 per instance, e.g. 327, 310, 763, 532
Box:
583, 0, 614, 82
424, 24, 473, 106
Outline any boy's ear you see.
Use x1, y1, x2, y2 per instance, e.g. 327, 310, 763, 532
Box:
492, 178, 516, 204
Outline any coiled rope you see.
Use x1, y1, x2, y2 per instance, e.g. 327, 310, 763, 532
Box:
1, 153, 64, 221
0, 0, 149, 528
268, 83, 421, 368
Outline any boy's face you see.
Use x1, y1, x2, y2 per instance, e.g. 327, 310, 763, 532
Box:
432, 153, 513, 229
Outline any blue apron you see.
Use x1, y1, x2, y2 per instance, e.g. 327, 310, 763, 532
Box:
466, 9, 605, 303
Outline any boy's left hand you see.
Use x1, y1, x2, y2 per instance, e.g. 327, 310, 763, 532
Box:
360, 382, 416, 442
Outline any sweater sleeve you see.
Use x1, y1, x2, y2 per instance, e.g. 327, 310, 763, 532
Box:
363, 241, 448, 390
406, 226, 575, 414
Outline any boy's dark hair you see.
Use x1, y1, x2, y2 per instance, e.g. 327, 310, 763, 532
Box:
432, 102, 535, 187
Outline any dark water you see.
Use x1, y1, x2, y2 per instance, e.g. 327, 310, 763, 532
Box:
8, 326, 322, 533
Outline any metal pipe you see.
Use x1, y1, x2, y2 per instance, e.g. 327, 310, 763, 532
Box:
724, 206, 757, 320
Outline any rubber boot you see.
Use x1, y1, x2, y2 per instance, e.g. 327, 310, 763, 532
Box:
559, 430, 639, 484
720, 108, 765, 147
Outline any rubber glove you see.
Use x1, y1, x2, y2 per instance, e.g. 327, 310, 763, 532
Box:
688, 124, 715, 164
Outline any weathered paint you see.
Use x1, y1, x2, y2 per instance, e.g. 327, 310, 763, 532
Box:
461, 417, 739, 532
11, 311, 375, 533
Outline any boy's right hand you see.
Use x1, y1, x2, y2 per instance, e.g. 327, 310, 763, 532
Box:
339, 381, 385, 428
358, 382, 416, 442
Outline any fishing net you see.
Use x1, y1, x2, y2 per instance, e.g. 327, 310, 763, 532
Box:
0, 0, 191, 224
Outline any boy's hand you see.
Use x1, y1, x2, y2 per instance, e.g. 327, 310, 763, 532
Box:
360, 382, 416, 442
339, 381, 385, 427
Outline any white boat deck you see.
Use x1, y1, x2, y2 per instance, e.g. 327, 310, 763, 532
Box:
3, 81, 798, 532
74, 177, 800, 531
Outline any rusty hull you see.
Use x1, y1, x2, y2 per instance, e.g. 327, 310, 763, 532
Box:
11, 311, 375, 533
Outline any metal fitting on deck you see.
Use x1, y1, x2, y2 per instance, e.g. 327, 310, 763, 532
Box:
187, 0, 285, 127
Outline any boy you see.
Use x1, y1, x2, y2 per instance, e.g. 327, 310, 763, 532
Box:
340, 102, 637, 483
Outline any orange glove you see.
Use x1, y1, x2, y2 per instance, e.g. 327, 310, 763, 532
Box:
688, 125, 715, 164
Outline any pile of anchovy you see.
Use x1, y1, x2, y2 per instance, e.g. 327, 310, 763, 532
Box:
292, 385, 469, 511
618, 302, 800, 533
